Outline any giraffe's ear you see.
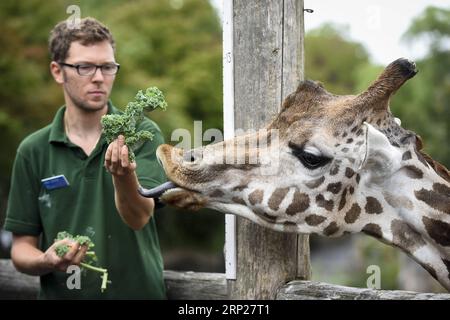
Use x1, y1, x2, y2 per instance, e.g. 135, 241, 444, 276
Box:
359, 122, 402, 181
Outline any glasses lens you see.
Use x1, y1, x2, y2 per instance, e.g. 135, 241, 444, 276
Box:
77, 65, 96, 76
101, 64, 118, 75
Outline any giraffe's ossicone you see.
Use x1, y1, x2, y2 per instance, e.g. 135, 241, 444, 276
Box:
141, 58, 450, 291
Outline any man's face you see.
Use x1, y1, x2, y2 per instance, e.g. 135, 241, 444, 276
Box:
56, 40, 117, 112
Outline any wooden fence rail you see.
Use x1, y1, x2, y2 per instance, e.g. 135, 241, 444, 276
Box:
1, 259, 449, 300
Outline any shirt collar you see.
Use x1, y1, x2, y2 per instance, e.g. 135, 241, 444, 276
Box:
48, 101, 118, 145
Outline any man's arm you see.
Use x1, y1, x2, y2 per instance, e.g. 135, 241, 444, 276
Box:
11, 234, 87, 276
105, 135, 155, 230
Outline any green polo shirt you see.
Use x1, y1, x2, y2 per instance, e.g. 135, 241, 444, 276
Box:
4, 102, 167, 299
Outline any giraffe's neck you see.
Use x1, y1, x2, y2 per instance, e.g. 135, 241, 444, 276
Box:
353, 160, 450, 291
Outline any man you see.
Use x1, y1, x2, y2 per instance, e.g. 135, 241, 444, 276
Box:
3, 17, 166, 299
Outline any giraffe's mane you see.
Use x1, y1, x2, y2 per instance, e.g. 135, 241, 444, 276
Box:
416, 135, 450, 183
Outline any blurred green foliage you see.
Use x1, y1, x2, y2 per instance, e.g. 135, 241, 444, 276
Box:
0, 0, 224, 260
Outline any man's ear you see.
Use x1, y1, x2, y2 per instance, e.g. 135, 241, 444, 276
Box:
50, 61, 64, 84
360, 122, 402, 181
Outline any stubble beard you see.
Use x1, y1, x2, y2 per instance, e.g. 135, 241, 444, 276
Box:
63, 72, 108, 113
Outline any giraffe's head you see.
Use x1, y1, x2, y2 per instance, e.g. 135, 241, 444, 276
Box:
141, 58, 450, 289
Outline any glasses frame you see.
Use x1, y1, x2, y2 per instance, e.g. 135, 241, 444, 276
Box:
58, 62, 120, 76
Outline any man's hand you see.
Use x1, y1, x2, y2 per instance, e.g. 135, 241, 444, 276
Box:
103, 134, 155, 230
43, 238, 88, 272
104, 135, 136, 176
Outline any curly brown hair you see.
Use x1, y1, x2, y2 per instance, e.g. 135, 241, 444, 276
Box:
48, 17, 115, 62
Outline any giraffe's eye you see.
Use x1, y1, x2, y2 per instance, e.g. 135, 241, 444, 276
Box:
289, 142, 331, 170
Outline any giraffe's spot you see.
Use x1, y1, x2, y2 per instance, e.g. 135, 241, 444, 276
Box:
400, 134, 415, 145
348, 158, 356, 164
342, 132, 347, 138
283, 221, 298, 228
391, 142, 400, 148
422, 216, 450, 246
338, 187, 348, 211
355, 128, 364, 136
349, 186, 354, 194
305, 176, 325, 189
327, 182, 342, 194
248, 189, 264, 206
391, 219, 426, 252
362, 223, 382, 239
344, 203, 361, 224
286, 190, 310, 216
305, 214, 327, 226
355, 174, 361, 184
232, 196, 246, 205
365, 197, 383, 214
433, 183, 450, 197
376, 119, 381, 126
233, 179, 250, 191
209, 189, 224, 198
414, 149, 429, 168
268, 188, 289, 210
316, 194, 334, 211
442, 259, 450, 281
346, 138, 353, 143
356, 140, 364, 146
329, 166, 339, 175
402, 151, 412, 161
415, 188, 450, 214
341, 147, 349, 153
333, 131, 340, 137
254, 207, 277, 223
404, 165, 423, 179
335, 143, 340, 147
382, 192, 413, 210
323, 222, 339, 236
351, 126, 358, 133
345, 167, 355, 178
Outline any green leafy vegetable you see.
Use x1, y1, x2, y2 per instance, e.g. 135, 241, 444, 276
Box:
101, 86, 167, 161
54, 231, 110, 292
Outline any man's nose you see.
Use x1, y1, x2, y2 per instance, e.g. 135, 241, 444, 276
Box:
91, 67, 105, 82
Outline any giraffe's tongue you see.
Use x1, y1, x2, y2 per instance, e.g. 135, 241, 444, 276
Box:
138, 181, 178, 198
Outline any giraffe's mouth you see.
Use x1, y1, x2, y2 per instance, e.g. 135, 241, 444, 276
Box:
138, 181, 180, 198
139, 181, 207, 211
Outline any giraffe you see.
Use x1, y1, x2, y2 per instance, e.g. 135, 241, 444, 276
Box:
140, 58, 450, 291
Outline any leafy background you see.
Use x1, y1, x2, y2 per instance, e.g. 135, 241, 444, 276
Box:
0, 0, 448, 291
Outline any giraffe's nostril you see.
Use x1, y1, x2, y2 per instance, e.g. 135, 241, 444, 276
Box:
183, 150, 196, 163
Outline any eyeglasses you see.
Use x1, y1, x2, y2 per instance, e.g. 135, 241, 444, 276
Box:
58, 62, 120, 76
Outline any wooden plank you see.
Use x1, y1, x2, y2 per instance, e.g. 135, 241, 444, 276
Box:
164, 270, 227, 300
282, 0, 311, 280
0, 259, 227, 300
228, 0, 308, 299
277, 280, 450, 300
0, 259, 39, 299
2, 260, 448, 300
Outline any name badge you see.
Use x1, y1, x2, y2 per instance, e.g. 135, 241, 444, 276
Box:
41, 175, 70, 190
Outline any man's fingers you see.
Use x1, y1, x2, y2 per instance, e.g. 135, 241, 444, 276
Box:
111, 139, 119, 171
72, 245, 88, 266
104, 136, 136, 175
63, 241, 80, 261
121, 145, 129, 168
118, 135, 125, 150
104, 143, 113, 168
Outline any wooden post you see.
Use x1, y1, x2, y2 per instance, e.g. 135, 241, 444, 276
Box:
228, 0, 311, 299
